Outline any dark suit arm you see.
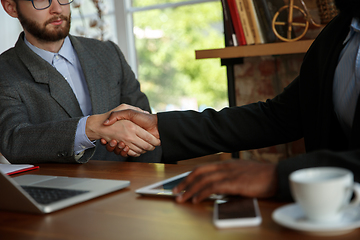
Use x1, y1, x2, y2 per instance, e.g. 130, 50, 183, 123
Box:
158, 77, 303, 162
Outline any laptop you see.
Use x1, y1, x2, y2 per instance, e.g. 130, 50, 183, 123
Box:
0, 171, 130, 214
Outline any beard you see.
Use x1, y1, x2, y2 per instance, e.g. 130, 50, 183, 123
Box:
17, 7, 71, 42
335, 0, 360, 19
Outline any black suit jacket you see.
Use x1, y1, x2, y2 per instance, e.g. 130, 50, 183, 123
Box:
157, 13, 360, 200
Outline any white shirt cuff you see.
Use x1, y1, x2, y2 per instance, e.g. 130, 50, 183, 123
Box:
74, 116, 96, 154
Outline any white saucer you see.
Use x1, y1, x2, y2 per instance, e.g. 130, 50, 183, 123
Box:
272, 203, 360, 236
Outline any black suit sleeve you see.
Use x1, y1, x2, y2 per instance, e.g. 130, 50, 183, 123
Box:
158, 77, 304, 162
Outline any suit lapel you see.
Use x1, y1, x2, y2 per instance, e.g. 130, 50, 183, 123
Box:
15, 33, 83, 118
70, 36, 110, 115
312, 14, 352, 148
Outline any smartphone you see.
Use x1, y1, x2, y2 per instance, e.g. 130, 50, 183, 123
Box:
213, 196, 262, 228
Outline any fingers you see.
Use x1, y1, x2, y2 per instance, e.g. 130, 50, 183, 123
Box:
174, 169, 230, 204
112, 143, 132, 156
101, 138, 147, 155
173, 163, 223, 194
102, 139, 118, 152
101, 120, 160, 157
87, 110, 159, 158
127, 149, 139, 157
118, 145, 130, 157
120, 131, 157, 154
103, 109, 135, 126
103, 140, 139, 158
109, 141, 125, 154
135, 124, 161, 147
173, 160, 278, 204
112, 104, 150, 114
103, 112, 126, 126
103, 110, 160, 140
121, 120, 160, 150
185, 181, 227, 204
100, 138, 107, 145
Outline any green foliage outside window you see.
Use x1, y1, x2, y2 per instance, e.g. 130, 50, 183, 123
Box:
132, 0, 228, 112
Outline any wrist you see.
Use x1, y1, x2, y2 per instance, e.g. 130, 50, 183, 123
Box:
85, 114, 106, 141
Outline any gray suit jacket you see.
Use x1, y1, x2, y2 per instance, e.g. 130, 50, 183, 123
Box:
0, 32, 161, 164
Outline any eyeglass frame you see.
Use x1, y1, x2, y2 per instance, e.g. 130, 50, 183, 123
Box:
23, 0, 74, 10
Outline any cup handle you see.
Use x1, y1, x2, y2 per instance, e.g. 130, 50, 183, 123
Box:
349, 183, 360, 207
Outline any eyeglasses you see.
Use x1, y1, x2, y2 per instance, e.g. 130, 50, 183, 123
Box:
24, 0, 74, 10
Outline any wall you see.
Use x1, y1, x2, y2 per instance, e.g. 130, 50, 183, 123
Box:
234, 54, 306, 163
0, 8, 22, 54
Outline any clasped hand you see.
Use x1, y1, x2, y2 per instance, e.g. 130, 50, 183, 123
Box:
86, 104, 160, 157
100, 108, 159, 157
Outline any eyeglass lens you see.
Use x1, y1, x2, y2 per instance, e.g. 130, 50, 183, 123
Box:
32, 0, 73, 10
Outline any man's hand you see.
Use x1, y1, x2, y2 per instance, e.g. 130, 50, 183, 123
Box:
104, 109, 159, 138
101, 110, 159, 156
111, 103, 150, 114
86, 107, 160, 157
172, 159, 278, 204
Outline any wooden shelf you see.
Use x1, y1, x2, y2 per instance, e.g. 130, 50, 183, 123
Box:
195, 39, 314, 59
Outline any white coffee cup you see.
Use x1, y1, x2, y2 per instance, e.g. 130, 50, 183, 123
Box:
289, 167, 360, 223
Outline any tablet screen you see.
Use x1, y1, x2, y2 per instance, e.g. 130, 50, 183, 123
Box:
153, 176, 186, 190
135, 172, 190, 196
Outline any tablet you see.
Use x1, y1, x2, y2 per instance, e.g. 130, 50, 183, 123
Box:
135, 171, 191, 197
135, 171, 224, 200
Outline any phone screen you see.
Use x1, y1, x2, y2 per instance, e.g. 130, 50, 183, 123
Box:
217, 196, 258, 219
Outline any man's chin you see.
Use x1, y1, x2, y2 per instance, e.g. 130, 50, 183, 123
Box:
37, 24, 70, 42
41, 33, 69, 42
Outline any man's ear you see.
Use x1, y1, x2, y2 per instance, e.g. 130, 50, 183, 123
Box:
1, 0, 19, 18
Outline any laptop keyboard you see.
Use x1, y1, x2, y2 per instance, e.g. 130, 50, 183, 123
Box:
21, 186, 89, 205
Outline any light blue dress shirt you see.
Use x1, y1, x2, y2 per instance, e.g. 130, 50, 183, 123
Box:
333, 18, 360, 139
24, 36, 96, 154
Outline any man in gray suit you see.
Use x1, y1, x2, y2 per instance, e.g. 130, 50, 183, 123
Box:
0, 0, 161, 164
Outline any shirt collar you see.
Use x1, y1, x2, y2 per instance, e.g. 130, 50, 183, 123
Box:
343, 18, 360, 44
24, 36, 76, 66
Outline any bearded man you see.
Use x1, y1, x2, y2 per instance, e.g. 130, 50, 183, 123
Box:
101, 0, 360, 203
0, 0, 162, 164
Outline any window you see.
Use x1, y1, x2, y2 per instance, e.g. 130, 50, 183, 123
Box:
63, 0, 229, 112
113, 0, 228, 112
70, 0, 118, 42
129, 0, 228, 112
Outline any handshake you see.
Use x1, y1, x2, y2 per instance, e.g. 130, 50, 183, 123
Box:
86, 104, 279, 204
86, 104, 160, 157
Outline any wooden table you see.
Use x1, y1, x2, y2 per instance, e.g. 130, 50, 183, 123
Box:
0, 160, 358, 240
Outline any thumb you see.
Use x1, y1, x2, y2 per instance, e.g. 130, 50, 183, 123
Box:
103, 110, 133, 125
